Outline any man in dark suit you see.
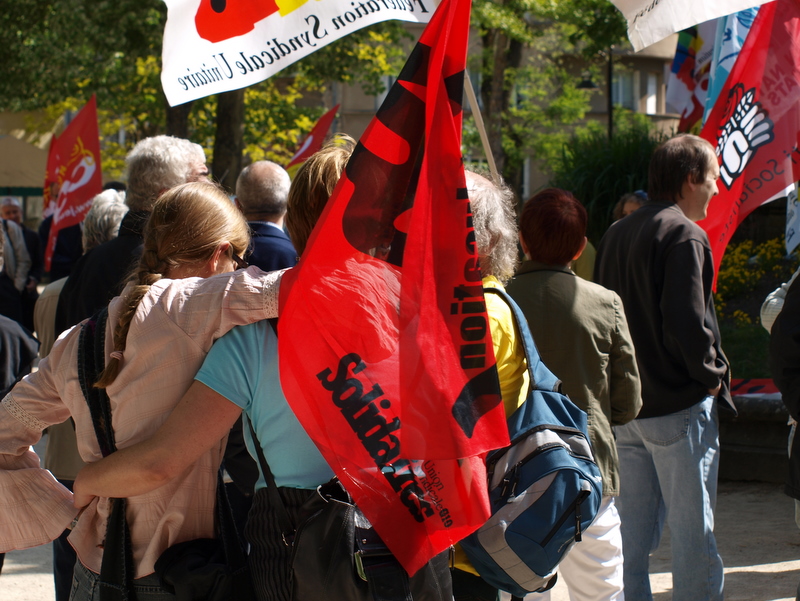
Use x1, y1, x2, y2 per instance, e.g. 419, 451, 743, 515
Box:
235, 161, 297, 271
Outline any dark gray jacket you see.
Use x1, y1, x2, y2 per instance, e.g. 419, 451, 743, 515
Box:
595, 203, 734, 418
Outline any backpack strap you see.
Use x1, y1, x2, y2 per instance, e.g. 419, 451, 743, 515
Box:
482, 286, 562, 393
78, 307, 135, 601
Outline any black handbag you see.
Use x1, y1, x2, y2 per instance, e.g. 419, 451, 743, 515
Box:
78, 307, 255, 601
153, 472, 255, 601
246, 419, 452, 601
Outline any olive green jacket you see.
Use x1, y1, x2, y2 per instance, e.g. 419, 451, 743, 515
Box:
506, 261, 642, 497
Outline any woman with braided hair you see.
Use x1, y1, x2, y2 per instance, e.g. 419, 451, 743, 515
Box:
0, 182, 285, 600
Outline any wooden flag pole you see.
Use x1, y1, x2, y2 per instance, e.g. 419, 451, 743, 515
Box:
463, 71, 501, 185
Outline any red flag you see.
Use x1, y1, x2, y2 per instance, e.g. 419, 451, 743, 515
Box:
44, 96, 103, 271
285, 104, 340, 176
42, 133, 62, 219
699, 0, 800, 280
278, 0, 509, 574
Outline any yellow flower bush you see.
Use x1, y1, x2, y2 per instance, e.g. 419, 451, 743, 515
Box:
715, 237, 799, 321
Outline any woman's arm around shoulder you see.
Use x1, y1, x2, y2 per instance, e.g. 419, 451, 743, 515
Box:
72, 381, 242, 508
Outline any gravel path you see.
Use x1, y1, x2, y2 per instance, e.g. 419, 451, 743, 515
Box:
2, 481, 798, 601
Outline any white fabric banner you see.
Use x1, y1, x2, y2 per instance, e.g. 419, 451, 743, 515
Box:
161, 0, 437, 106
609, 0, 772, 51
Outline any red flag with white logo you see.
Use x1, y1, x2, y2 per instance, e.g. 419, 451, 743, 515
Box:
699, 0, 800, 280
44, 96, 104, 271
278, 0, 508, 574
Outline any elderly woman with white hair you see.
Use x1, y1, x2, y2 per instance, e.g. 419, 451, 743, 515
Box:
449, 171, 530, 601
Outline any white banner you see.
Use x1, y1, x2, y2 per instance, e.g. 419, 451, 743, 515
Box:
609, 0, 772, 52
161, 0, 437, 106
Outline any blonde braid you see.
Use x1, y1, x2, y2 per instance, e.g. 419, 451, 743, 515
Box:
94, 247, 166, 388
93, 181, 250, 388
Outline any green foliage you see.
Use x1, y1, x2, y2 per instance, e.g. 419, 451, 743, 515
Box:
296, 24, 411, 96
719, 322, 771, 379
544, 0, 628, 57
466, 0, 628, 188
1, 0, 406, 180
714, 237, 800, 321
0, 0, 166, 112
713, 237, 800, 379
544, 110, 671, 243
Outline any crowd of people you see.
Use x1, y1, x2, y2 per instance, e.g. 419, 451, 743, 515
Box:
0, 131, 737, 601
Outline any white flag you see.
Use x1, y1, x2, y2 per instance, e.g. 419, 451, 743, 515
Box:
161, 0, 437, 106
609, 0, 772, 52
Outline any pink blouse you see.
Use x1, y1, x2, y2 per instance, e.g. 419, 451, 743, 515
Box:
0, 266, 283, 578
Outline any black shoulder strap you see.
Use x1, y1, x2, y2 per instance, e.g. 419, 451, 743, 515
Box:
78, 307, 135, 601
246, 417, 295, 538
78, 307, 116, 456
245, 315, 296, 538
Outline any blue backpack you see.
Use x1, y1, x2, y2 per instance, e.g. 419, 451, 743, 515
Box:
459, 287, 603, 596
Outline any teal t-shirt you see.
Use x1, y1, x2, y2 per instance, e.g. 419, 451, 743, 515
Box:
195, 320, 333, 490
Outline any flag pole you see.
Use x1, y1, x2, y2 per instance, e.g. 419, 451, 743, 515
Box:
463, 72, 501, 185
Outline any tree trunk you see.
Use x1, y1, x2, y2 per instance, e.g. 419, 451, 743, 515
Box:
212, 89, 245, 194
479, 31, 523, 190
165, 101, 193, 138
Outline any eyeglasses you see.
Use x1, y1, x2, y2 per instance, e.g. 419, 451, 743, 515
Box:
232, 253, 249, 270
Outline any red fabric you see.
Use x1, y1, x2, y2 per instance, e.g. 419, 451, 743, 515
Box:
44, 96, 103, 271
699, 0, 800, 282
730, 378, 780, 395
278, 0, 509, 574
286, 104, 340, 169
42, 133, 62, 220
194, 0, 279, 43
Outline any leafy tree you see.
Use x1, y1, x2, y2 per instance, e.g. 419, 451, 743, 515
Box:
545, 110, 671, 244
1, 1, 407, 190
469, 0, 628, 192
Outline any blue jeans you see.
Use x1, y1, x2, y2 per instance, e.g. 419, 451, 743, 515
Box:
69, 561, 175, 601
615, 396, 723, 601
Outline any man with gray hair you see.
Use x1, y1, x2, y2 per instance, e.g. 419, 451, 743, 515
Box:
55, 136, 208, 334
595, 134, 733, 601
235, 160, 297, 271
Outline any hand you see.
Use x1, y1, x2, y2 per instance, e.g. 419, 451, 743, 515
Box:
72, 490, 94, 510
716, 85, 774, 188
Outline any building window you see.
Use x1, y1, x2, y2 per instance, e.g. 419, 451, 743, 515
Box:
645, 73, 658, 115
612, 72, 635, 110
